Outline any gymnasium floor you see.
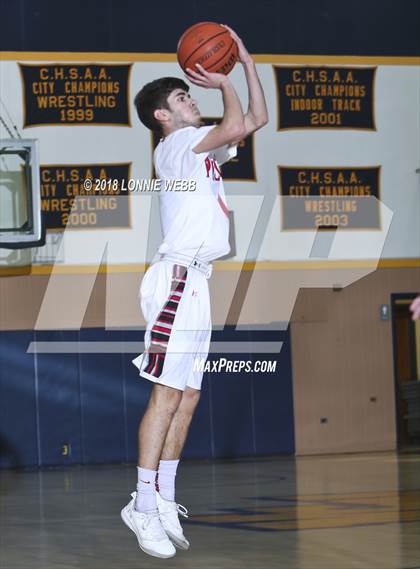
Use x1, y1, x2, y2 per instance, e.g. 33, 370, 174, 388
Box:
1, 452, 419, 569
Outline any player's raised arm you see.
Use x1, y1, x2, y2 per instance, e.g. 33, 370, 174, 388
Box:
222, 25, 268, 138
185, 63, 246, 153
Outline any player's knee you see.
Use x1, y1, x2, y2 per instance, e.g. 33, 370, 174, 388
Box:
181, 387, 201, 412
151, 384, 182, 415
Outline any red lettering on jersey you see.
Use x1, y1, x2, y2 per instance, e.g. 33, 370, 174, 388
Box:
213, 161, 222, 181
204, 156, 212, 178
204, 156, 222, 182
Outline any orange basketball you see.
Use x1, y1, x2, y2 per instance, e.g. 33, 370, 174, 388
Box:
177, 22, 238, 76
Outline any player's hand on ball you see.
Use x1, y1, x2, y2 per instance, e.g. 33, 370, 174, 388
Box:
185, 64, 229, 89
220, 24, 252, 65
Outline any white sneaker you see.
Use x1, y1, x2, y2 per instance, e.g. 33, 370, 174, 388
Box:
156, 491, 190, 550
121, 492, 176, 558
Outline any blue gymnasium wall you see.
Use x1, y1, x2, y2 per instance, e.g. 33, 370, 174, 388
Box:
0, 328, 293, 468
1, 0, 419, 55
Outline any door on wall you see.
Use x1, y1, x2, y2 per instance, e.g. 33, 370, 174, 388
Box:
391, 294, 420, 448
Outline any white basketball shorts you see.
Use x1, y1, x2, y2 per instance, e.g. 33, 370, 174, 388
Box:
132, 261, 211, 391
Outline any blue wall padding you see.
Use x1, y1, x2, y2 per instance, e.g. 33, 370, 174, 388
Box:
0, 327, 294, 468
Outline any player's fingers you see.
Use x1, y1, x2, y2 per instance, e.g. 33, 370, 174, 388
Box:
220, 23, 240, 41
186, 67, 204, 78
184, 73, 199, 84
184, 73, 208, 87
194, 63, 210, 76
220, 23, 234, 33
184, 71, 197, 82
188, 67, 210, 83
185, 70, 207, 83
185, 75, 208, 88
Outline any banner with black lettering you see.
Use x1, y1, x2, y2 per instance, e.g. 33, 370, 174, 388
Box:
278, 166, 381, 230
274, 66, 376, 130
40, 163, 131, 230
20, 64, 131, 126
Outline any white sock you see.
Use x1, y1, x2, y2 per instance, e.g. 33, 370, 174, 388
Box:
135, 466, 157, 512
157, 459, 180, 501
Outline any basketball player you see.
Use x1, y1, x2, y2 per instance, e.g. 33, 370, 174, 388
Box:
121, 25, 268, 558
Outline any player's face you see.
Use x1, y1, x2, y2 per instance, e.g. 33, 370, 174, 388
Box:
166, 89, 201, 128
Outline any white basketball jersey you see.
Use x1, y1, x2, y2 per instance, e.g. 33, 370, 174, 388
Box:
154, 125, 236, 262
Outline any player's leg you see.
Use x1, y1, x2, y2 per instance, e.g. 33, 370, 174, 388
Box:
160, 387, 201, 462
132, 262, 197, 513
136, 383, 183, 509
139, 383, 183, 470
156, 387, 201, 501
154, 386, 200, 551
157, 270, 210, 498
121, 382, 180, 558
122, 262, 182, 559
156, 271, 211, 550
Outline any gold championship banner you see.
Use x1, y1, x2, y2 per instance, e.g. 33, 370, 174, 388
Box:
151, 117, 256, 181
19, 64, 131, 126
278, 166, 381, 230
40, 163, 131, 230
274, 66, 376, 130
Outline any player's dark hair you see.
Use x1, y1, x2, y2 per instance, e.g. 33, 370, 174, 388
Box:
134, 77, 190, 132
